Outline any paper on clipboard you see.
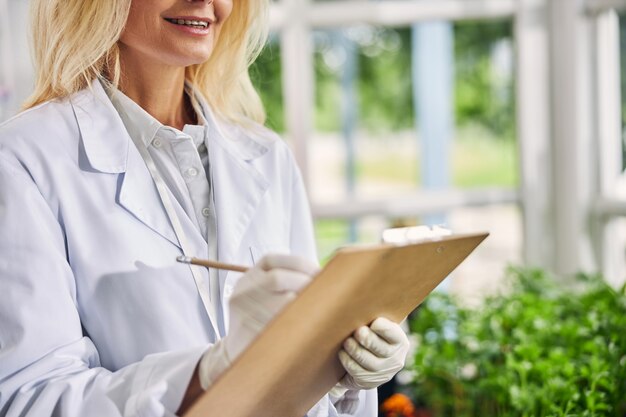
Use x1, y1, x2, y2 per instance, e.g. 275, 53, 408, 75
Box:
185, 232, 489, 417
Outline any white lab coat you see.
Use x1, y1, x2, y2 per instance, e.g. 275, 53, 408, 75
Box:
0, 81, 377, 416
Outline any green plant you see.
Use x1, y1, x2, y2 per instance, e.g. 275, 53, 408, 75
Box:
409, 268, 626, 417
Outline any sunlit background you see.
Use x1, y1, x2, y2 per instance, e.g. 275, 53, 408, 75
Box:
2, 0, 626, 415
251, 11, 520, 303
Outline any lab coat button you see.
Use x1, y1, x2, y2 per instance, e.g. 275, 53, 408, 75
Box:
202, 207, 211, 217
153, 138, 162, 148
186, 167, 199, 177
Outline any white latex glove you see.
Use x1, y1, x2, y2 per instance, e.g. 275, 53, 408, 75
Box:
198, 254, 319, 389
334, 317, 410, 392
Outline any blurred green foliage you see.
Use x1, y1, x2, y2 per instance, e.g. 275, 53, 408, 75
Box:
250, 37, 284, 132
250, 20, 514, 138
409, 269, 626, 416
454, 20, 514, 140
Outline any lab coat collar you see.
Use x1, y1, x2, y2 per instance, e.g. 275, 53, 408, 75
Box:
71, 81, 130, 174
74, 81, 183, 248
70, 79, 272, 259
190, 85, 270, 162
71, 79, 270, 173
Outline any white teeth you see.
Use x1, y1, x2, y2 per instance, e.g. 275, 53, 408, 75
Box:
169, 18, 208, 28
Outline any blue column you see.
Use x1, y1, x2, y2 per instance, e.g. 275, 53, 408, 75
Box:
339, 32, 359, 242
412, 22, 454, 227
413, 22, 454, 291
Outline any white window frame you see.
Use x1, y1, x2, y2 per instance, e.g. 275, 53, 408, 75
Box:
270, 0, 626, 285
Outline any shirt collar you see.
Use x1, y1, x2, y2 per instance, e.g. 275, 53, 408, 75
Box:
101, 79, 270, 161
105, 82, 208, 148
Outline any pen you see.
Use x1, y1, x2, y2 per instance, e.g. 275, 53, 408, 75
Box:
176, 256, 249, 273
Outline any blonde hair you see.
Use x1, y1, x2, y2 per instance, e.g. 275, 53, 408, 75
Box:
24, 0, 270, 125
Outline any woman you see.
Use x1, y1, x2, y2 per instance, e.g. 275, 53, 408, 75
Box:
0, 0, 409, 416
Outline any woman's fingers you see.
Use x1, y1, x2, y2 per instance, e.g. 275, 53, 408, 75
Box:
353, 325, 398, 358
369, 317, 407, 346
258, 254, 320, 276
342, 336, 387, 371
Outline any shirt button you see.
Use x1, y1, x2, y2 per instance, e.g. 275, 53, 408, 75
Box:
202, 207, 211, 217
153, 138, 162, 148
186, 167, 199, 177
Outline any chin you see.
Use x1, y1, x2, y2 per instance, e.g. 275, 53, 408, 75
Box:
181, 43, 216, 63
166, 50, 214, 68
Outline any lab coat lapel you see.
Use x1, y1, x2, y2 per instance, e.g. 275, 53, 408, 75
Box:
208, 122, 270, 269
117, 147, 181, 250
71, 81, 181, 250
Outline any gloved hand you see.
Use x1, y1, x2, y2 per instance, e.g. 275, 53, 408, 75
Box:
198, 254, 319, 389
334, 317, 410, 393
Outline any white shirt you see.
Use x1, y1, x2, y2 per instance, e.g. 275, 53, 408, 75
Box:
106, 84, 224, 338
107, 85, 215, 243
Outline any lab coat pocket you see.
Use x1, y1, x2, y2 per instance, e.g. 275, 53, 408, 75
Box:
249, 245, 291, 265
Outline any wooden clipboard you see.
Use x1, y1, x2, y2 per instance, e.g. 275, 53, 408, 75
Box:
185, 232, 489, 417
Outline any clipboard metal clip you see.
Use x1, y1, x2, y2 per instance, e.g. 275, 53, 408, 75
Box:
382, 225, 452, 245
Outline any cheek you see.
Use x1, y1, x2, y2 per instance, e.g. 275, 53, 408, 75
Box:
120, 5, 153, 48
120, 12, 169, 56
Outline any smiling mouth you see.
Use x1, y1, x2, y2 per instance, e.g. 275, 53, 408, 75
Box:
164, 18, 209, 28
